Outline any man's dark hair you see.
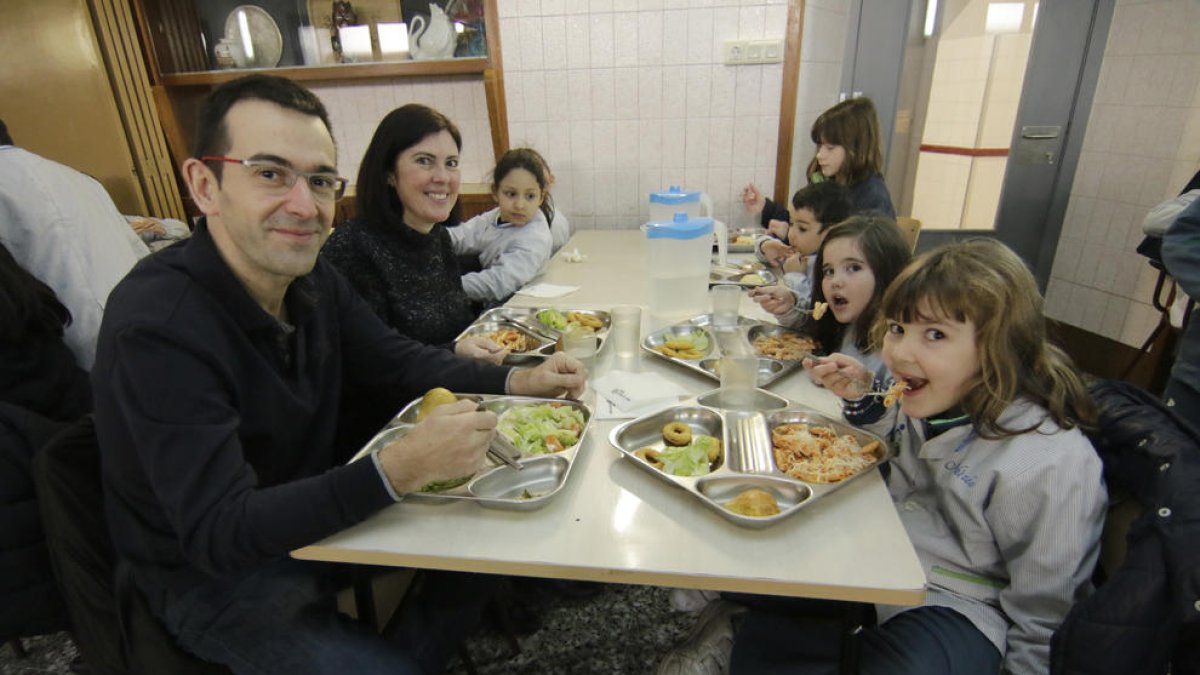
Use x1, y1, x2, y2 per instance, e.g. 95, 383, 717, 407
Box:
192, 75, 332, 178
791, 181, 853, 232
0, 118, 12, 145
356, 104, 462, 229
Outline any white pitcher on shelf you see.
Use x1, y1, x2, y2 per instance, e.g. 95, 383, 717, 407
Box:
408, 4, 457, 60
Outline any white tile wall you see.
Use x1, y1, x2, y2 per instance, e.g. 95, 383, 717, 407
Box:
309, 77, 494, 187
500, 1, 844, 229
1046, 0, 1200, 347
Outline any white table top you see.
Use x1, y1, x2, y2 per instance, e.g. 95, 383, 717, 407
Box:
293, 230, 927, 605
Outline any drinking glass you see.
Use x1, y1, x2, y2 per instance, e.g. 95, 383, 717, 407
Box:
610, 305, 642, 359
563, 326, 599, 365
710, 285, 741, 328
719, 355, 758, 408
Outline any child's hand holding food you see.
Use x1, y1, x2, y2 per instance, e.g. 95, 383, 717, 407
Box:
760, 239, 794, 267
748, 285, 798, 316
802, 353, 872, 400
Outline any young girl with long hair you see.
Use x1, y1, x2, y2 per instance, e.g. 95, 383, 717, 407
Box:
733, 239, 1105, 675
742, 97, 896, 239
450, 147, 554, 305
753, 215, 910, 383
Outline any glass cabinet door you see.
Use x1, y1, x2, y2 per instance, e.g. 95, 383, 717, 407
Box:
138, 0, 490, 76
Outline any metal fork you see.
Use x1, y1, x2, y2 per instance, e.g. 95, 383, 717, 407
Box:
476, 402, 524, 471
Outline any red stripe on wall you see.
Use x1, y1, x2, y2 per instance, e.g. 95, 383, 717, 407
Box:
918, 144, 1009, 157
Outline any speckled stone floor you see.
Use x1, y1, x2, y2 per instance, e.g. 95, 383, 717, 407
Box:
1, 583, 693, 675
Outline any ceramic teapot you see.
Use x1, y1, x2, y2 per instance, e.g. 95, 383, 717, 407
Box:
409, 5, 457, 60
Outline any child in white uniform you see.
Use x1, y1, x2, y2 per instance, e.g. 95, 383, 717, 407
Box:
450, 148, 553, 305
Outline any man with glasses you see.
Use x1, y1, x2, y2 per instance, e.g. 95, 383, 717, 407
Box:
92, 75, 586, 674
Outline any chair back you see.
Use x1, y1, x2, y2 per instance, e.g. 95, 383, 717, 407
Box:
1050, 380, 1200, 675
895, 217, 921, 252
32, 416, 230, 675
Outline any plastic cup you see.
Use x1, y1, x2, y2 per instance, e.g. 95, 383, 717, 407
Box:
610, 305, 642, 359
711, 285, 742, 328
563, 326, 599, 364
719, 355, 758, 407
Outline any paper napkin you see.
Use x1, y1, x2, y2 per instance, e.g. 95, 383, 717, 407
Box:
516, 282, 580, 298
591, 370, 690, 420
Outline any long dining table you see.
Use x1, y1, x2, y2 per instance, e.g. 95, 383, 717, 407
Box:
293, 229, 926, 606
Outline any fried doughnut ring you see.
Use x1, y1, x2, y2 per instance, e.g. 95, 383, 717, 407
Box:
662, 422, 693, 446
634, 447, 664, 469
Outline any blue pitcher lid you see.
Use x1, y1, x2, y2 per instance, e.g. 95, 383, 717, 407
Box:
645, 212, 714, 240
649, 185, 702, 205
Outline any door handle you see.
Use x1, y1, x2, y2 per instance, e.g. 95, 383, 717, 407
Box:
1020, 125, 1061, 139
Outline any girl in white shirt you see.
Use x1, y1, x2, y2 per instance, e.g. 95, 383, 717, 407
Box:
450, 148, 553, 305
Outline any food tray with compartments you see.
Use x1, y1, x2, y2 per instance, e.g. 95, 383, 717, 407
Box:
709, 267, 777, 288
349, 394, 593, 511
725, 227, 767, 253
454, 319, 557, 357
641, 315, 818, 388
608, 396, 891, 528
468, 307, 612, 352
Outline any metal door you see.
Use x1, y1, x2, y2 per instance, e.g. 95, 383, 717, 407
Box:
845, 0, 1115, 288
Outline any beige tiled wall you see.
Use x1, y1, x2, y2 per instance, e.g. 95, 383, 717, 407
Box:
789, 0, 852, 191
308, 77, 495, 188
1045, 0, 1200, 347
499, 0, 826, 231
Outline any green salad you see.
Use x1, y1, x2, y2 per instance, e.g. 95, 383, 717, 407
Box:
536, 308, 569, 330
659, 436, 720, 476
498, 403, 586, 455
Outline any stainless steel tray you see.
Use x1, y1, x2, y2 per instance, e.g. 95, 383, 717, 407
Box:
745, 323, 821, 363
640, 314, 801, 388
609, 398, 891, 528
475, 306, 612, 350
725, 227, 767, 253
709, 267, 776, 288
453, 318, 557, 356
350, 394, 592, 511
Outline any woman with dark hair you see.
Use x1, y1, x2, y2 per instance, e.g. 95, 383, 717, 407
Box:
1, 241, 90, 648
322, 104, 498, 359
0, 242, 90, 419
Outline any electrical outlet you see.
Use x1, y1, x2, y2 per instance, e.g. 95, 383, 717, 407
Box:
724, 38, 784, 65
763, 40, 783, 62
723, 40, 747, 64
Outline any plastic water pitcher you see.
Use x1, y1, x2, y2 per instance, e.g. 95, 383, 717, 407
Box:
649, 185, 713, 222
648, 186, 728, 266
644, 213, 725, 321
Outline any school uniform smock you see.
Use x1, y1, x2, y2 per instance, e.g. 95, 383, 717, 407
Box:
549, 207, 572, 253
851, 400, 1106, 675
449, 207, 552, 303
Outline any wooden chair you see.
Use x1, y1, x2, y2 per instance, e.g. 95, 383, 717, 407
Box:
895, 217, 921, 252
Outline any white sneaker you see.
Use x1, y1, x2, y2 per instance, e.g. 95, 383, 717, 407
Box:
669, 588, 722, 613
656, 600, 746, 675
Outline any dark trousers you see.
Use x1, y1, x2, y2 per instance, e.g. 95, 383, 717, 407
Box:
729, 596, 1001, 675
158, 558, 494, 675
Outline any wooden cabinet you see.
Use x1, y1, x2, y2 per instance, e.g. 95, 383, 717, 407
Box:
131, 0, 508, 179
